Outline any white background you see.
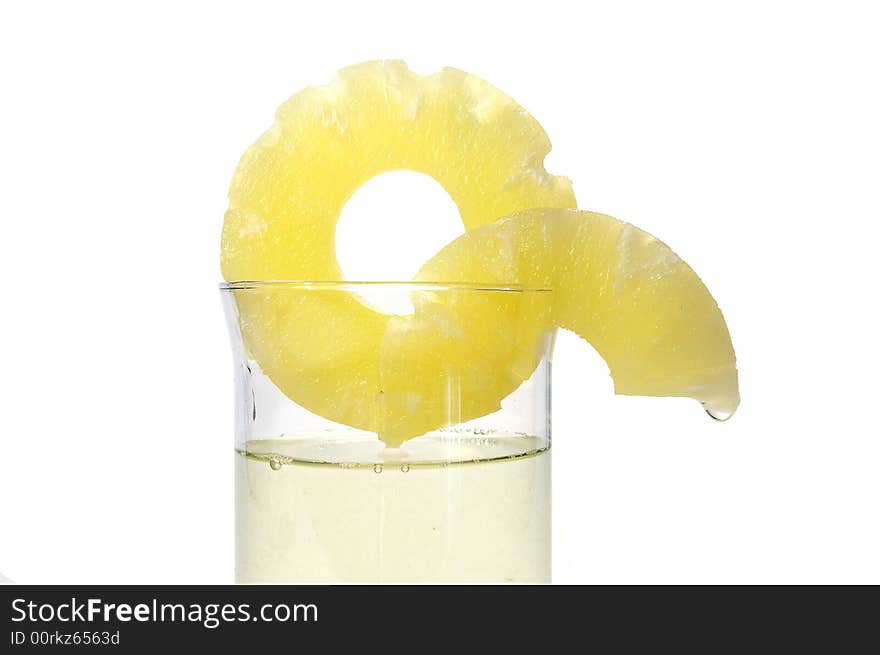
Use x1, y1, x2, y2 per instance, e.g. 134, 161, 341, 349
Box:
1, 1, 878, 584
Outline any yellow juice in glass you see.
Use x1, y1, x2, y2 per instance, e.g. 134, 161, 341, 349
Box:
235, 435, 550, 583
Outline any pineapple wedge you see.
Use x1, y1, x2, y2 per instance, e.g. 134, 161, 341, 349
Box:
373, 208, 739, 444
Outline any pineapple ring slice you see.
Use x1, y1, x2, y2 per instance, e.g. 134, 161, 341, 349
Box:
221, 61, 575, 437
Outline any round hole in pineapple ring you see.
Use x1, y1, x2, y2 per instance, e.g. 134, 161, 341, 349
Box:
221, 61, 576, 442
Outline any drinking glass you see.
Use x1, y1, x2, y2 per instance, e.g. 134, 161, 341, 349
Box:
222, 281, 553, 583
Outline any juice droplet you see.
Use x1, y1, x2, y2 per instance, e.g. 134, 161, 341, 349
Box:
373, 463, 383, 474
705, 406, 733, 422
268, 456, 283, 471
400, 463, 410, 473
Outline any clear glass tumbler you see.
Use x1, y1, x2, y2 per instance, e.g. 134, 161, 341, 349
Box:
221, 281, 553, 583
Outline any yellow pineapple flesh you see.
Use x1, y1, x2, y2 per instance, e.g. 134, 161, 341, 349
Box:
221, 61, 575, 438
393, 208, 739, 445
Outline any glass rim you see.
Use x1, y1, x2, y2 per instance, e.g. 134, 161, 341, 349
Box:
219, 280, 552, 293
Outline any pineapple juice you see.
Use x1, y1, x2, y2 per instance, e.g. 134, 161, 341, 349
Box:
235, 434, 550, 583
